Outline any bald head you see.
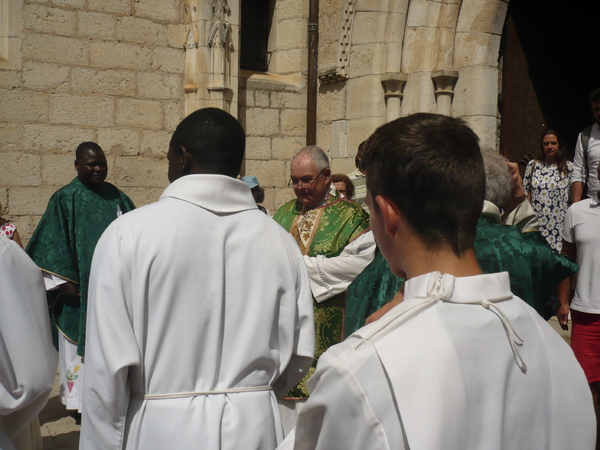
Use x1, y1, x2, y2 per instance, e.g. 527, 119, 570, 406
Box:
291, 146, 329, 172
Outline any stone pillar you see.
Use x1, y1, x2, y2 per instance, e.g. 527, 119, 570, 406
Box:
431, 70, 459, 116
381, 74, 407, 123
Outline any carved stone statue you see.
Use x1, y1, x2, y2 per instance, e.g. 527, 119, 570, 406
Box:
184, 0, 199, 93
208, 0, 233, 90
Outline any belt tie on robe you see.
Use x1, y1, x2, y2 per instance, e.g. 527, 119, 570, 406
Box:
131, 385, 273, 400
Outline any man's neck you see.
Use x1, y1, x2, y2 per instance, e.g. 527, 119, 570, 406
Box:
400, 245, 482, 281
78, 178, 104, 192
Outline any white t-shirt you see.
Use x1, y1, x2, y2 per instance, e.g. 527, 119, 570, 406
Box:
561, 196, 600, 313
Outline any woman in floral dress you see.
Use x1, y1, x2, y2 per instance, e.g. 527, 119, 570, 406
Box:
523, 129, 572, 252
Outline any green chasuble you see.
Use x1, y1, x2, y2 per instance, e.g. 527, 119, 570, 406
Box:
345, 249, 404, 338
26, 178, 135, 356
274, 192, 370, 398
474, 217, 578, 318
344, 217, 579, 337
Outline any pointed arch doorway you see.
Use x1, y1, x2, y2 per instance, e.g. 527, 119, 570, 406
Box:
500, 0, 600, 166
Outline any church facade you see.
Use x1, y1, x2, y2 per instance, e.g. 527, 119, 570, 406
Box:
1, 0, 509, 240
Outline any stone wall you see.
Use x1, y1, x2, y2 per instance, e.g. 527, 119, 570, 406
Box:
0, 0, 186, 243
239, 0, 358, 213
1, 0, 511, 232
238, 0, 308, 213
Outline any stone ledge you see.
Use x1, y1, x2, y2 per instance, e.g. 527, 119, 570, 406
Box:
242, 70, 303, 92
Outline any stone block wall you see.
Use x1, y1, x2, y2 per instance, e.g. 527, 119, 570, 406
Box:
239, 72, 305, 213
239, 0, 358, 214
0, 0, 186, 244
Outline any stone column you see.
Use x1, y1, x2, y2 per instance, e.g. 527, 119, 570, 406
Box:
431, 70, 459, 116
381, 74, 407, 122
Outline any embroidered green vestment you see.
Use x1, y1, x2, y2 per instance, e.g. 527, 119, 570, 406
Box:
345, 250, 404, 338
26, 178, 135, 356
274, 192, 370, 398
474, 217, 578, 318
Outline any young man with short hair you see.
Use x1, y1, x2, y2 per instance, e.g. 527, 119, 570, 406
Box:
572, 87, 600, 202
279, 113, 595, 450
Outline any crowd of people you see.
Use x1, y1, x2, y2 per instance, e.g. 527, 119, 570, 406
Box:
1, 87, 599, 450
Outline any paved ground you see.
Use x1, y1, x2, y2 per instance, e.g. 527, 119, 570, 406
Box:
39, 374, 79, 450
36, 316, 571, 449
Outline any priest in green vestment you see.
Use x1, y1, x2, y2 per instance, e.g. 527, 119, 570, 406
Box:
273, 146, 375, 410
26, 142, 135, 411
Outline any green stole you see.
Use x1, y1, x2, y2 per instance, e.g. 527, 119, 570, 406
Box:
274, 192, 370, 398
26, 178, 136, 356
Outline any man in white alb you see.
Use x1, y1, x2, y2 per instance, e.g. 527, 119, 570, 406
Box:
279, 113, 595, 450
0, 236, 57, 450
80, 108, 315, 450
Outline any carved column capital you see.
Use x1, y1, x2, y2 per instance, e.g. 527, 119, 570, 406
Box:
431, 70, 459, 116
381, 73, 407, 98
431, 70, 459, 96
381, 74, 407, 122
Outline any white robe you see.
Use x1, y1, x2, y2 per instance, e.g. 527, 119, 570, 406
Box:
80, 174, 315, 450
0, 237, 58, 450
279, 271, 596, 450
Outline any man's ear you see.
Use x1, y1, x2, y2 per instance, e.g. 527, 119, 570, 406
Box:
375, 195, 401, 238
322, 167, 331, 183
179, 146, 192, 176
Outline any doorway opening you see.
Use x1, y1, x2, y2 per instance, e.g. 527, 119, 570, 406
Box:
500, 0, 600, 165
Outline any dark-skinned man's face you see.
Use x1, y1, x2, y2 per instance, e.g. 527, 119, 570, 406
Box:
75, 149, 108, 189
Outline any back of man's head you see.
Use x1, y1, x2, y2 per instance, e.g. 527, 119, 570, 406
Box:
170, 108, 245, 178
481, 149, 512, 208
363, 113, 485, 256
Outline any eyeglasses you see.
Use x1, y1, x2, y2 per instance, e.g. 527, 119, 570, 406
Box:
288, 169, 326, 188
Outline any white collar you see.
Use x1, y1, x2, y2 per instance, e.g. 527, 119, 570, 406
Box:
481, 200, 501, 223
364, 271, 526, 372
160, 174, 257, 213
359, 271, 514, 342
404, 271, 513, 304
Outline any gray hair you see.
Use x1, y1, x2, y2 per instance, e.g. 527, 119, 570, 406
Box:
291, 146, 330, 172
481, 148, 512, 207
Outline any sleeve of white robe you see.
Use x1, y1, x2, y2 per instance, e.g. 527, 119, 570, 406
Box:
273, 252, 315, 398
277, 351, 392, 450
0, 237, 57, 440
80, 222, 141, 450
302, 231, 376, 303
